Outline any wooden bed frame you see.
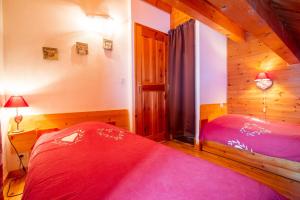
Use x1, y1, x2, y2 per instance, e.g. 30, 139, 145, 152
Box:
200, 120, 300, 182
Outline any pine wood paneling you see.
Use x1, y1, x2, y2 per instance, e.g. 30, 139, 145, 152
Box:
228, 33, 300, 124
170, 8, 192, 29
271, 0, 300, 46
7, 110, 129, 153
163, 0, 245, 42
207, 0, 300, 64
9, 109, 129, 132
200, 104, 227, 121
143, 0, 172, 13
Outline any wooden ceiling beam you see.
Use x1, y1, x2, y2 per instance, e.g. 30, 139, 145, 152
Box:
206, 0, 300, 64
143, 0, 172, 14
160, 0, 245, 42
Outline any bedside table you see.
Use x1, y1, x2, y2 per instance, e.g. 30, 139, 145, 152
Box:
8, 130, 37, 153
8, 128, 59, 153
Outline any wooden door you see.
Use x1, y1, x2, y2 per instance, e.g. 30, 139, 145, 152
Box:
135, 23, 168, 141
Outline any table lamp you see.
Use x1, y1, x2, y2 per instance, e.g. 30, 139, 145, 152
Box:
4, 96, 29, 133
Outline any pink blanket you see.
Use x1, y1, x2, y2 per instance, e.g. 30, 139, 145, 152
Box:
202, 114, 300, 162
23, 122, 284, 200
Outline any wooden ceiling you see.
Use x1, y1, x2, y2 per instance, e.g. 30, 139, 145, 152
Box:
143, 0, 300, 64
163, 0, 245, 42
143, 0, 172, 13
270, 0, 300, 47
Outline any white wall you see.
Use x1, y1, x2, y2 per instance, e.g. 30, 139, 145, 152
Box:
131, 0, 170, 33
0, 0, 8, 179
3, 0, 130, 115
1, 0, 170, 173
199, 23, 227, 104
193, 21, 227, 144
2, 0, 131, 171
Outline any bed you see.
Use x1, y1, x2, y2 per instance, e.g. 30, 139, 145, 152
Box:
23, 121, 285, 200
201, 114, 300, 182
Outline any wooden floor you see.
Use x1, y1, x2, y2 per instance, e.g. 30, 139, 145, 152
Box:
3, 175, 26, 200
3, 140, 300, 199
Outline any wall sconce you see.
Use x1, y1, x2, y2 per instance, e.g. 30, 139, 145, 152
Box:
86, 14, 115, 36
255, 72, 273, 90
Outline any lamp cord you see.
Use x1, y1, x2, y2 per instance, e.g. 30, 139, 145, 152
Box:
263, 90, 267, 121
6, 134, 27, 197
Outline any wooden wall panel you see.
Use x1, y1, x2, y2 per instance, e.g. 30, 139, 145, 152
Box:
9, 109, 130, 132
228, 33, 300, 124
143, 0, 172, 13
8, 110, 129, 153
200, 104, 227, 121
170, 8, 192, 29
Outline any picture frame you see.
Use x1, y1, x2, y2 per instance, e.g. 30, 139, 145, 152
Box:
43, 47, 58, 60
103, 39, 113, 51
76, 42, 88, 55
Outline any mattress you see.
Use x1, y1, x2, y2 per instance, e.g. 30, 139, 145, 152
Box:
202, 114, 300, 162
23, 122, 284, 200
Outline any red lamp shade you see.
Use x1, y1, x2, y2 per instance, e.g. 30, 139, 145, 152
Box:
4, 96, 29, 108
255, 72, 271, 81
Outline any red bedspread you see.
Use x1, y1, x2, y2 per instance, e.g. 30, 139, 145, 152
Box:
202, 114, 300, 162
23, 122, 284, 200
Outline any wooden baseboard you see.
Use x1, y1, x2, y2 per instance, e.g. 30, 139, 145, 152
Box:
202, 141, 300, 182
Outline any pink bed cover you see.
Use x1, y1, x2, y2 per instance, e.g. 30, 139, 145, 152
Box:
23, 122, 285, 200
202, 114, 300, 162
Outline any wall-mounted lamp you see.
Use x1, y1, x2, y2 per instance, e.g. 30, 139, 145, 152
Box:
255, 72, 273, 90
4, 96, 29, 133
85, 13, 116, 37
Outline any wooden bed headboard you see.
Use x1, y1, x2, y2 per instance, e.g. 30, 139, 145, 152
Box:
9, 109, 130, 132
200, 104, 227, 122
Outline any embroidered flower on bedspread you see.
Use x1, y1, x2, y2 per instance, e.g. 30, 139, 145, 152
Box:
97, 128, 125, 141
53, 129, 85, 145
240, 122, 271, 136
227, 139, 253, 152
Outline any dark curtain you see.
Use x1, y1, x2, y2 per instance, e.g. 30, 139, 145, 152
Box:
167, 19, 195, 142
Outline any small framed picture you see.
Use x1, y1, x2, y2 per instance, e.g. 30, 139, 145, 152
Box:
76, 42, 88, 55
103, 39, 113, 50
43, 47, 58, 60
